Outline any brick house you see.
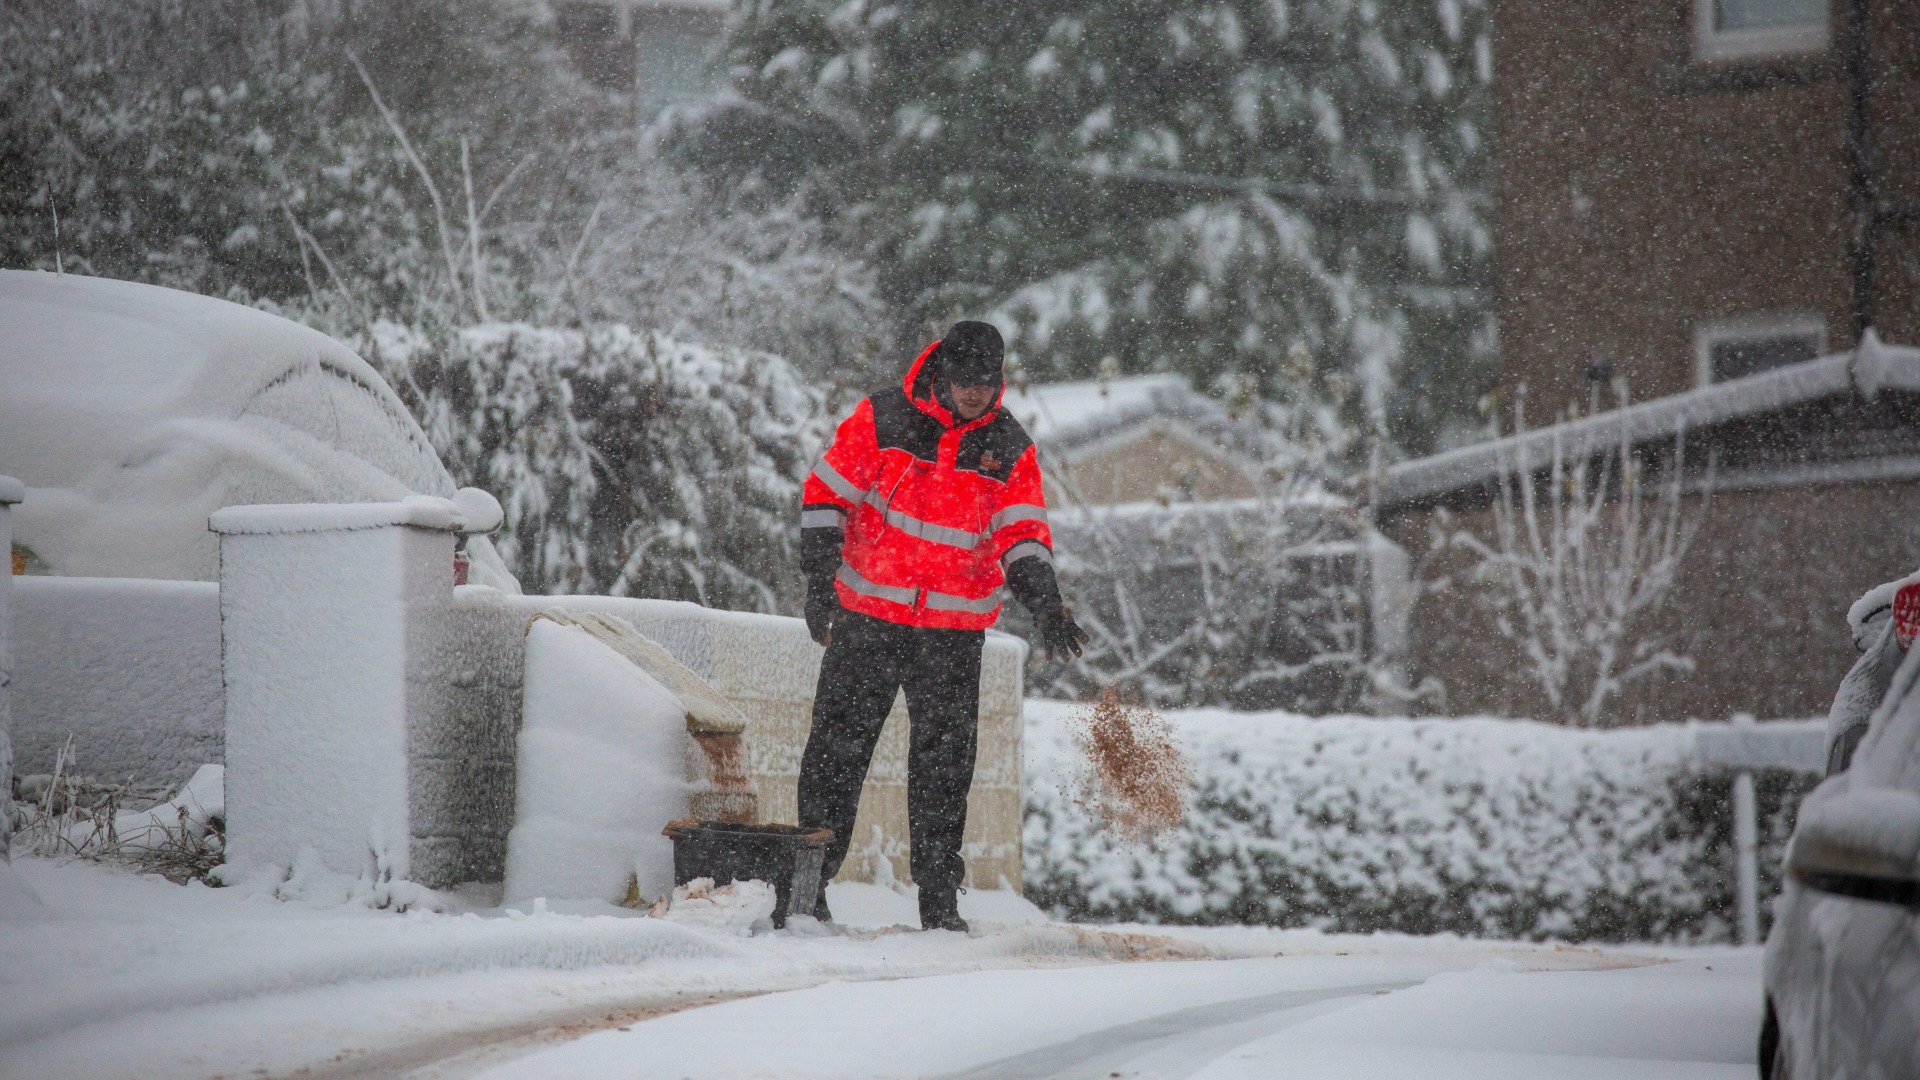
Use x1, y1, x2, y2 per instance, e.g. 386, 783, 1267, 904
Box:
1494, 0, 1917, 407
1000, 374, 1265, 508
1374, 0, 1919, 724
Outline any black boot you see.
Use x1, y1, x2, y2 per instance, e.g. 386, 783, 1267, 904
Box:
814, 884, 833, 924
919, 889, 968, 933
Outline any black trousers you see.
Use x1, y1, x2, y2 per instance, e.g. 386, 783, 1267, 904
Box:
797, 610, 985, 899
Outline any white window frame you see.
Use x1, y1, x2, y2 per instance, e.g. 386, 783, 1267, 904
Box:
1693, 0, 1830, 62
1693, 313, 1827, 385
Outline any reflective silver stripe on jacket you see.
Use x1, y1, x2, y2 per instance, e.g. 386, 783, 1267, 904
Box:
837, 562, 1002, 615
860, 489, 982, 550
1001, 539, 1053, 570
836, 562, 919, 606
809, 458, 868, 503
990, 503, 1049, 532
800, 506, 847, 529
923, 588, 1003, 614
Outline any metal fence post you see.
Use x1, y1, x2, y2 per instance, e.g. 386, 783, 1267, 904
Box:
1692, 713, 1824, 946
1731, 713, 1761, 945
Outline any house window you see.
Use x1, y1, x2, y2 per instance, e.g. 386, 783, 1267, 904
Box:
555, 2, 635, 93
1694, 315, 1826, 384
1694, 0, 1829, 62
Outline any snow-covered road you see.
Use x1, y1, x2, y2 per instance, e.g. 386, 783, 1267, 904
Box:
0, 859, 1760, 1080
477, 952, 1757, 1080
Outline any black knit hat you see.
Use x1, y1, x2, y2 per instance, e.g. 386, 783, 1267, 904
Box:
938, 320, 1005, 387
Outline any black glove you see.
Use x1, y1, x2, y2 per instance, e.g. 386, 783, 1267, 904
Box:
805, 592, 840, 646
1037, 606, 1088, 661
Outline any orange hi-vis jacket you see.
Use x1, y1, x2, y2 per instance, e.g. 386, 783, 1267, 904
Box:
800, 342, 1054, 631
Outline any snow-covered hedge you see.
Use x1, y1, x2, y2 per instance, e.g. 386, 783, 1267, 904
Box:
373, 322, 826, 610
1023, 702, 1815, 943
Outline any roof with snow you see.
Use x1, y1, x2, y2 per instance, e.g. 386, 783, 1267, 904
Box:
1000, 373, 1260, 457
0, 271, 512, 585
1378, 332, 1920, 512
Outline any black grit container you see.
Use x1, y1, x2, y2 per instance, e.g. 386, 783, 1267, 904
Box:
661, 820, 833, 928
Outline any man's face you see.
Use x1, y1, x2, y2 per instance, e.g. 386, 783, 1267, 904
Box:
950, 382, 997, 420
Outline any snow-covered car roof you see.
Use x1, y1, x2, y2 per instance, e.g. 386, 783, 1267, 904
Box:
0, 270, 502, 582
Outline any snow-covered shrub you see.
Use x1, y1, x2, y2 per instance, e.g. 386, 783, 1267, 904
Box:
375, 322, 827, 609
1023, 702, 1817, 942
12, 746, 225, 886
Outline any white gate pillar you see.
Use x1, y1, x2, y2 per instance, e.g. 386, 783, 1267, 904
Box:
211, 500, 461, 886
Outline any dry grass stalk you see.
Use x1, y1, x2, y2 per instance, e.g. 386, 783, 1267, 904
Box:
12, 737, 224, 884
1069, 687, 1190, 841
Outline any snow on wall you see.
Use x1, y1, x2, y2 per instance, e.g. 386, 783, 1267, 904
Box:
0, 270, 515, 589
1024, 701, 1819, 943
502, 621, 689, 905
215, 509, 453, 888
10, 576, 221, 789
439, 589, 1026, 891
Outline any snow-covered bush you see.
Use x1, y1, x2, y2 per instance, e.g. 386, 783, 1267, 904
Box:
12, 747, 225, 886
375, 321, 827, 609
1023, 702, 1815, 943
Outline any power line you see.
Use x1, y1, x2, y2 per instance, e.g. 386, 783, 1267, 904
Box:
1012, 155, 1492, 209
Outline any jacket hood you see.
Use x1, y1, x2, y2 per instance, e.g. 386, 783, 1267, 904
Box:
904, 339, 1005, 430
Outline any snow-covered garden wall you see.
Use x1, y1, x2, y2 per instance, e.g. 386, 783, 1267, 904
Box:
438, 590, 1028, 892
10, 577, 222, 790
1023, 702, 1819, 943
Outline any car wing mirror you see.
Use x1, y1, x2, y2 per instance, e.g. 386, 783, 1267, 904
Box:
1786, 783, 1920, 905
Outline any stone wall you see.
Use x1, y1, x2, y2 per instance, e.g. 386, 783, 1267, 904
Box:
440, 589, 1027, 892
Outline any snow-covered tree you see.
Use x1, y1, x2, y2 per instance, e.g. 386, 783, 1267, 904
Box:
0, 0, 601, 310
1448, 400, 1706, 727
0, 0, 884, 370
677, 0, 1494, 451
374, 321, 828, 609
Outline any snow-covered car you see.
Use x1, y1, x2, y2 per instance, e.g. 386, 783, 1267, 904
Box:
1761, 571, 1920, 1078
0, 269, 515, 587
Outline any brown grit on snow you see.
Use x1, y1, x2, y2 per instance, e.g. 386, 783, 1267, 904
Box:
1069, 687, 1191, 840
